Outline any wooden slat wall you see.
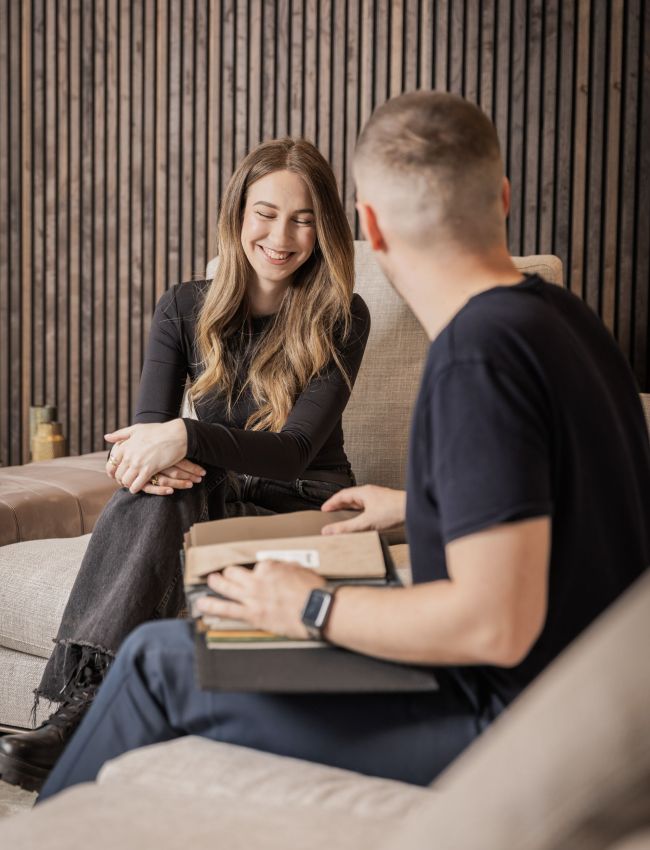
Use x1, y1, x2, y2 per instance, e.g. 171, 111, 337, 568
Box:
1, 0, 649, 465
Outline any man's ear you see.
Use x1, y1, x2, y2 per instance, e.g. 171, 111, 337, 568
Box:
355, 201, 386, 251
502, 176, 511, 218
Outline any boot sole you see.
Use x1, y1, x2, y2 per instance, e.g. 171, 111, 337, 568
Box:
0, 750, 49, 793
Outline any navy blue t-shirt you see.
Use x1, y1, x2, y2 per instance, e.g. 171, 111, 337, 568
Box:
406, 275, 650, 705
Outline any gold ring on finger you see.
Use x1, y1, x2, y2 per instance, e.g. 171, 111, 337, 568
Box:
150, 474, 160, 486
109, 455, 119, 467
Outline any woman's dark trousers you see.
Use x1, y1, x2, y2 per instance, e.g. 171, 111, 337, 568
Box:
37, 469, 351, 704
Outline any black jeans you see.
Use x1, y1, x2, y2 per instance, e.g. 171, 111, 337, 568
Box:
37, 467, 353, 705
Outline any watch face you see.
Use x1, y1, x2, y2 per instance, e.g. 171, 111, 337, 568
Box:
302, 589, 332, 629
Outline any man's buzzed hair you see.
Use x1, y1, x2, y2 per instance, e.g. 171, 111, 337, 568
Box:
354, 91, 505, 250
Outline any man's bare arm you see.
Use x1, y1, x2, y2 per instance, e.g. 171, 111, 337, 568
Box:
323, 516, 551, 667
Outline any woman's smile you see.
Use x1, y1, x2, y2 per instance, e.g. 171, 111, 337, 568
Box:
257, 244, 295, 265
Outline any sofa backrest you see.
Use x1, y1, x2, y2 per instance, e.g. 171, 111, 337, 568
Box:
343, 242, 563, 488
206, 242, 563, 488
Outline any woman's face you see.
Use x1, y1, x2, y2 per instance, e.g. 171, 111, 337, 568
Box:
240, 169, 317, 292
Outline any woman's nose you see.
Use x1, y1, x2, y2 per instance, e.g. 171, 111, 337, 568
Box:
269, 217, 292, 246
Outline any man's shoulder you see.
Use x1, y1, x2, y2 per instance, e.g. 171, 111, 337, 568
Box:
426, 276, 579, 383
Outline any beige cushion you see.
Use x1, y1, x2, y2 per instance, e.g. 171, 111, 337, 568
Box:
0, 646, 49, 728
0, 781, 400, 850
0, 535, 90, 658
97, 736, 431, 819
0, 737, 430, 848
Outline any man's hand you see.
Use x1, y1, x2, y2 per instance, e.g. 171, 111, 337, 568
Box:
104, 420, 190, 494
320, 485, 406, 535
196, 561, 326, 639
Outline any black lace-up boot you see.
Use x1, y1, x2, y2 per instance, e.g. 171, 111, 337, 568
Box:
0, 680, 98, 793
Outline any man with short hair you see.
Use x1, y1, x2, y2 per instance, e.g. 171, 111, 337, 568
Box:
32, 91, 650, 799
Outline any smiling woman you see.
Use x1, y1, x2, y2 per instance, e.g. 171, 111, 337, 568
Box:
0, 139, 371, 794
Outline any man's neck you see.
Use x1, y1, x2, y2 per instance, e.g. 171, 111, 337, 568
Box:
390, 241, 525, 341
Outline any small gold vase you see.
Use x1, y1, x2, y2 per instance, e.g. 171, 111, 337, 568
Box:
32, 422, 67, 461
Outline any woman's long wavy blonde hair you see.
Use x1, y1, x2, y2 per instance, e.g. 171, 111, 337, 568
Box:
190, 138, 355, 432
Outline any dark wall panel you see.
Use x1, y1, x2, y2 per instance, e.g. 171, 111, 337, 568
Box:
1, 0, 649, 465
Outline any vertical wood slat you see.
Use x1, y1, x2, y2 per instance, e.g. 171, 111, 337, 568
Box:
538, 0, 558, 254
68, 0, 81, 453
553, 0, 575, 278
130, 0, 144, 413
1, 0, 649, 466
571, 0, 591, 301
81, 0, 94, 450
93, 0, 107, 446
20, 0, 33, 462
0, 0, 14, 464
32, 0, 45, 409
193, 0, 209, 275
154, 0, 168, 303
206, 0, 221, 261
602, 0, 624, 335
617, 0, 641, 368
45, 0, 57, 429
584, 0, 607, 316
634, 0, 650, 389
104, 0, 118, 433
55, 0, 69, 448
523, 0, 542, 256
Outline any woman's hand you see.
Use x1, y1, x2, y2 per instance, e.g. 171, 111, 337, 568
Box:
104, 420, 190, 494
196, 561, 326, 639
107, 451, 206, 496
320, 485, 407, 535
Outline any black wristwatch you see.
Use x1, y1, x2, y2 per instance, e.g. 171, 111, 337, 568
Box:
301, 588, 336, 640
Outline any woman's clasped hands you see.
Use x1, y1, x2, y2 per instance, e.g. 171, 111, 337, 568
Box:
104, 419, 206, 496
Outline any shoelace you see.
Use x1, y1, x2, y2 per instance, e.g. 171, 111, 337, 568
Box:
45, 683, 98, 730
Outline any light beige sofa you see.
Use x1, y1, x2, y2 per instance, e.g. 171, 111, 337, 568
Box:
0, 244, 564, 730
1, 245, 649, 846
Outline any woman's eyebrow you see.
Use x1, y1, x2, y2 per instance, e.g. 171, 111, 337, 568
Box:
253, 201, 314, 214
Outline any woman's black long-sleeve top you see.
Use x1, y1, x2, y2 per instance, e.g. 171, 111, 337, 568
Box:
134, 280, 371, 481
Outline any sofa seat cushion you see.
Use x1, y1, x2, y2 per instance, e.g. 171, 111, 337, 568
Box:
98, 736, 432, 819
0, 645, 49, 728
0, 535, 90, 658
0, 453, 117, 546
0, 779, 413, 850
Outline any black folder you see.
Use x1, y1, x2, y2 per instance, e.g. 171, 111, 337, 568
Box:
193, 630, 439, 693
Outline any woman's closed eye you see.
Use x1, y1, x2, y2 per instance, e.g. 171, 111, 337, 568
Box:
255, 210, 313, 226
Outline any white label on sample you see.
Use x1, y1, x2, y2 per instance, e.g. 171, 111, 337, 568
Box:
255, 549, 321, 568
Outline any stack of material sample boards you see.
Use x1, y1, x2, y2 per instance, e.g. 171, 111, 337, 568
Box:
184, 510, 438, 694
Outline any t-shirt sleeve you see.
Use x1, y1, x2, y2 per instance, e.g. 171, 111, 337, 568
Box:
134, 287, 189, 424
431, 360, 553, 543
183, 296, 371, 478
